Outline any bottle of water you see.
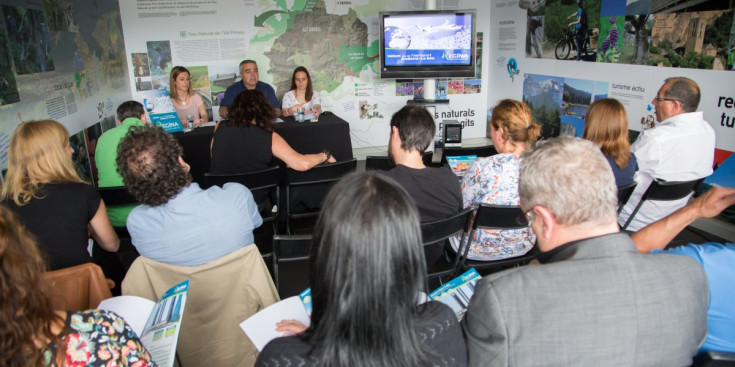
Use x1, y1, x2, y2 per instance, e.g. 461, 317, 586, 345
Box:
298, 107, 305, 122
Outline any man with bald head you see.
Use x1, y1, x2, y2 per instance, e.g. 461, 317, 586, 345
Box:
618, 77, 715, 231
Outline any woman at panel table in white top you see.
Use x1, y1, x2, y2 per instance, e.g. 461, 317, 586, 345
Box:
169, 66, 208, 128
281, 66, 322, 119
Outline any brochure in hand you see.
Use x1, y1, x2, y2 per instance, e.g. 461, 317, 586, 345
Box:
428, 268, 481, 321
240, 288, 313, 351
98, 280, 189, 367
446, 155, 478, 177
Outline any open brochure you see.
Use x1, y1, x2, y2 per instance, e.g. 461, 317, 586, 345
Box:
240, 289, 312, 351
446, 155, 478, 177
98, 280, 189, 367
428, 268, 481, 321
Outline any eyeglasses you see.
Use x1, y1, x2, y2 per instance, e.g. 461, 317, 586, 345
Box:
653, 97, 681, 103
519, 208, 534, 225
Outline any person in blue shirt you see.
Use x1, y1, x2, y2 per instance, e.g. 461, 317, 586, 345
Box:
567, 0, 587, 61
633, 186, 735, 355
116, 125, 262, 266
218, 59, 281, 118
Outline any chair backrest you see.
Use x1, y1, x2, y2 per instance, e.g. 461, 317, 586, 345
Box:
285, 159, 357, 232
692, 350, 735, 367
420, 207, 475, 281
272, 235, 312, 299
460, 204, 536, 273
42, 263, 113, 310
616, 181, 638, 214
204, 165, 280, 218
122, 245, 278, 367
96, 186, 139, 208
621, 178, 704, 230
365, 152, 434, 171
441, 145, 498, 165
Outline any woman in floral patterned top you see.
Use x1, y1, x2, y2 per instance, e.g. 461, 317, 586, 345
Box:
451, 99, 541, 260
0, 206, 156, 367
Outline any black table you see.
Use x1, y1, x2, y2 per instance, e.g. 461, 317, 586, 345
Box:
173, 114, 353, 185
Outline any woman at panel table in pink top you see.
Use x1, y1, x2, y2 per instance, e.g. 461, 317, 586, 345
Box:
169, 66, 208, 129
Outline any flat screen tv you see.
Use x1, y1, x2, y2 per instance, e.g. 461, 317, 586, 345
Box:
379, 10, 476, 79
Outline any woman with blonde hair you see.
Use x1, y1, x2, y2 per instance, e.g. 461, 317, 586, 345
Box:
451, 99, 540, 261
1, 120, 118, 270
0, 206, 154, 367
583, 98, 637, 187
169, 66, 208, 128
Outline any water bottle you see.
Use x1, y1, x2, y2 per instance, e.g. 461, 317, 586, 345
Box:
297, 107, 305, 122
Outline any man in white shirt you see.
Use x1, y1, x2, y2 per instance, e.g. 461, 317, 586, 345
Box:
618, 77, 715, 231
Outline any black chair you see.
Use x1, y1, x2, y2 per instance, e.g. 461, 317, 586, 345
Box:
692, 351, 735, 367
203, 166, 280, 264
621, 178, 704, 231
616, 181, 637, 215
365, 152, 434, 171
272, 235, 312, 299
285, 159, 357, 234
440, 145, 498, 165
460, 204, 537, 276
420, 207, 474, 287
95, 186, 141, 293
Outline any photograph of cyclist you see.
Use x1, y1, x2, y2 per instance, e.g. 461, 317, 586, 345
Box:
567, 0, 588, 60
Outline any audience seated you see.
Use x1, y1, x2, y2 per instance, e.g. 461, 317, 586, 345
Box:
463, 136, 708, 366
95, 101, 146, 227
256, 172, 467, 366
450, 99, 539, 261
117, 125, 261, 265
632, 186, 735, 355
219, 59, 280, 118
583, 98, 637, 187
169, 66, 208, 127
1, 120, 119, 270
380, 104, 462, 266
0, 206, 155, 367
281, 66, 321, 118
619, 77, 715, 231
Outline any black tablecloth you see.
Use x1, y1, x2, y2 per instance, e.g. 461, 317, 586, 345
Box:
173, 114, 353, 185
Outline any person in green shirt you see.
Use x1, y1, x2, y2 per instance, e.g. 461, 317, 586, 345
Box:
95, 101, 147, 227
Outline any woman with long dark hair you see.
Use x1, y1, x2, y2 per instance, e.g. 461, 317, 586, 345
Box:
255, 172, 467, 366
281, 66, 321, 118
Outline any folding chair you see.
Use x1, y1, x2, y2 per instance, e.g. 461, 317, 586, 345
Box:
440, 145, 497, 165
621, 178, 704, 231
420, 207, 475, 288
95, 186, 141, 289
460, 204, 537, 275
616, 181, 637, 215
365, 152, 434, 171
285, 159, 357, 234
272, 235, 312, 299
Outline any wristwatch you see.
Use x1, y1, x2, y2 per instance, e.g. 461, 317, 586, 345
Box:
322, 149, 331, 163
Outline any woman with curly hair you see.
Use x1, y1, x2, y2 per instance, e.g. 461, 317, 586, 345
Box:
583, 98, 638, 187
1, 120, 118, 270
209, 88, 335, 175
0, 206, 155, 367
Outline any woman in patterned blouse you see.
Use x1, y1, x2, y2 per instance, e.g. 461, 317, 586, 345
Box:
0, 206, 156, 367
451, 99, 541, 260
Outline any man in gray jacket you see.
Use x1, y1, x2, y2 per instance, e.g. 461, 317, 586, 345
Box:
463, 136, 708, 367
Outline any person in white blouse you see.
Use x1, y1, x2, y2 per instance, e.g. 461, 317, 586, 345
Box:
281, 66, 321, 118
